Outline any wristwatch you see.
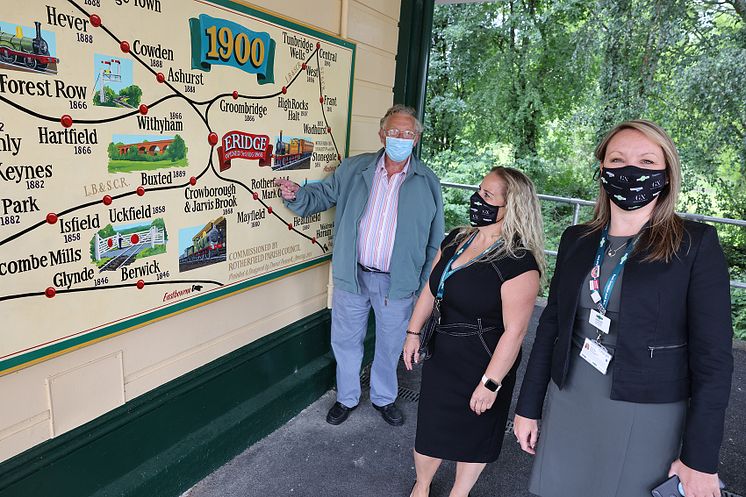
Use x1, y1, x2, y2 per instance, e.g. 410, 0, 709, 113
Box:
481, 374, 501, 393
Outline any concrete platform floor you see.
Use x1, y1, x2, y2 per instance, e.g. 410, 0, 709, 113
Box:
184, 307, 746, 497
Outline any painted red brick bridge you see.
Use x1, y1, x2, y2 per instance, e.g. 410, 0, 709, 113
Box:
117, 138, 174, 156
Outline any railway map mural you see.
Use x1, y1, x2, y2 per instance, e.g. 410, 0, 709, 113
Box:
0, 0, 355, 374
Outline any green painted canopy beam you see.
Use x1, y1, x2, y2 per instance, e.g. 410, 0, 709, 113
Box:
393, 0, 435, 126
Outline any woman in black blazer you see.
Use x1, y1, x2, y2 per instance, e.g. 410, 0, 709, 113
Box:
514, 120, 733, 497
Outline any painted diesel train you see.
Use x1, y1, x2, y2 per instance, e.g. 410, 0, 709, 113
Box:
0, 21, 59, 71
273, 130, 314, 170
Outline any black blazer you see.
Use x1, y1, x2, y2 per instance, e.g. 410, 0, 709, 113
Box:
516, 220, 733, 474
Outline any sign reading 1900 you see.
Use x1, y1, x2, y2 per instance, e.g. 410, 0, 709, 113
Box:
0, 0, 355, 374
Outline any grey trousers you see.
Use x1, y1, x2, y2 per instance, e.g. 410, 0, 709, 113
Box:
331, 268, 415, 408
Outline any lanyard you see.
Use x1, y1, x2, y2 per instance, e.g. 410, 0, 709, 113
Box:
590, 225, 637, 315
436, 232, 502, 299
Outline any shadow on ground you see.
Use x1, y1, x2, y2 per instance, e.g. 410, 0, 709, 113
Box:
184, 306, 746, 497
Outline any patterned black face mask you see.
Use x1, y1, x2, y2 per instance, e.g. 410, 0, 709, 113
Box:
469, 192, 503, 226
600, 165, 667, 211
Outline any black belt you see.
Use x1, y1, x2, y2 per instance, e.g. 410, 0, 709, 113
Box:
357, 263, 389, 274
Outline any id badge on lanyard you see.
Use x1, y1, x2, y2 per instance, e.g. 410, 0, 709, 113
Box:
589, 309, 611, 334
580, 337, 613, 374
581, 226, 636, 374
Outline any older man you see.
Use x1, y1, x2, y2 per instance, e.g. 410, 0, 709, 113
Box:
276, 104, 444, 426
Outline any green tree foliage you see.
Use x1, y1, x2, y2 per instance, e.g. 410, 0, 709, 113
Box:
168, 135, 187, 161
107, 142, 119, 160
93, 85, 142, 107
125, 145, 139, 160
151, 217, 168, 241
119, 85, 142, 107
423, 0, 746, 337
93, 86, 118, 107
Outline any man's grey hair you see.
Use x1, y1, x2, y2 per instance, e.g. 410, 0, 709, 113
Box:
379, 104, 424, 134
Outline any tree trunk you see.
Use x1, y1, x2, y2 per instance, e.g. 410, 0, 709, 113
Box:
728, 0, 746, 23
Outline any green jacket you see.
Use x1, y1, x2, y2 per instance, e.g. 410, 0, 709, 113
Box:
285, 149, 444, 299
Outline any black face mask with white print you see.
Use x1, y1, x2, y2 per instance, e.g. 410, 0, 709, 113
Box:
601, 165, 667, 211
469, 192, 503, 227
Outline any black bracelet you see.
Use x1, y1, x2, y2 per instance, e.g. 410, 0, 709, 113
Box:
406, 330, 421, 336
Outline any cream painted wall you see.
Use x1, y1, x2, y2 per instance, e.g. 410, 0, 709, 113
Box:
0, 0, 401, 463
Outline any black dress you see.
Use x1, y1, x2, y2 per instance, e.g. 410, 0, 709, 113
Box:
415, 229, 539, 463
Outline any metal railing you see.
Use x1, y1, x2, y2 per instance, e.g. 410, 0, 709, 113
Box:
441, 181, 746, 289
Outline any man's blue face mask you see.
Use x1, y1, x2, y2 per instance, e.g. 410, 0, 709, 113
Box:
385, 136, 414, 162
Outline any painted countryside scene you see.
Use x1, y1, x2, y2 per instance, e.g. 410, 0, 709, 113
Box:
107, 134, 189, 173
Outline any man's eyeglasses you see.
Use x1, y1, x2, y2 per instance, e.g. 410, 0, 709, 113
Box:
384, 128, 417, 139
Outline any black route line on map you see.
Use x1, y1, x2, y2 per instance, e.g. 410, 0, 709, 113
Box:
208, 160, 328, 254
66, 0, 210, 129
0, 220, 48, 248
0, 93, 180, 125
0, 158, 213, 248
203, 49, 317, 120
1, 9, 338, 248
0, 279, 223, 303
0, 2, 341, 300
316, 51, 340, 158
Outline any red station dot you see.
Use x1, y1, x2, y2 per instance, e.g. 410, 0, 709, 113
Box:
189, 176, 197, 186
46, 213, 58, 224
102, 195, 112, 205
319, 96, 324, 104
60, 115, 73, 128
312, 237, 317, 244
338, 154, 342, 161
136, 280, 145, 289
316, 42, 321, 49
156, 72, 165, 83
89, 14, 101, 28
131, 234, 140, 244
45, 287, 56, 298
281, 86, 287, 94
267, 206, 273, 214
120, 41, 130, 53
327, 126, 332, 133
288, 223, 293, 230
208, 132, 219, 146
252, 192, 259, 200
232, 90, 238, 99
302, 63, 307, 70
139, 104, 148, 115
136, 186, 145, 196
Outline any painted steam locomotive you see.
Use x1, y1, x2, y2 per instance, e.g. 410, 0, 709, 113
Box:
0, 21, 59, 71
273, 130, 314, 170
180, 217, 227, 263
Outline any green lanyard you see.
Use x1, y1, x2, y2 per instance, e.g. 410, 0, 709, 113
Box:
436, 232, 502, 300
590, 224, 637, 315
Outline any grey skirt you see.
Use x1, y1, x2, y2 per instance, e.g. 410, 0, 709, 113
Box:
528, 341, 687, 497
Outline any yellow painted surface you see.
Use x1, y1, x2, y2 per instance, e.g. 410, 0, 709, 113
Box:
351, 116, 386, 152
236, 0, 343, 35
353, 44, 398, 87
348, 1, 400, 54
356, 0, 401, 21
353, 80, 395, 119
0, 0, 401, 463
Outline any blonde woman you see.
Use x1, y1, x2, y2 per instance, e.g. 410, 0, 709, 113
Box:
514, 120, 733, 497
403, 167, 545, 497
